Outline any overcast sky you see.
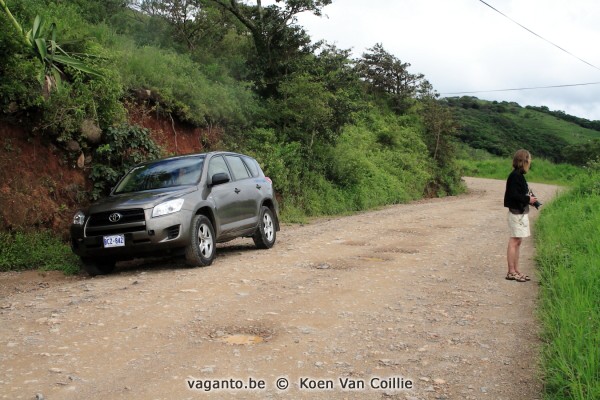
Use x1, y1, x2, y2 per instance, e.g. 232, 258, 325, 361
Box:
293, 0, 600, 121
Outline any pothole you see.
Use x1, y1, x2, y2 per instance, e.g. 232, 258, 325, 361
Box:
377, 246, 420, 254
354, 255, 393, 262
221, 334, 265, 345
295, 261, 357, 270
435, 225, 453, 229
342, 240, 370, 247
208, 326, 273, 345
385, 228, 423, 236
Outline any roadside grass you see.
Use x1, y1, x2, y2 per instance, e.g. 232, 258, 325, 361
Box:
534, 167, 600, 400
0, 231, 80, 275
458, 156, 584, 185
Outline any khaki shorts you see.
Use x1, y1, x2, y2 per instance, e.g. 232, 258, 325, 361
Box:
508, 212, 530, 238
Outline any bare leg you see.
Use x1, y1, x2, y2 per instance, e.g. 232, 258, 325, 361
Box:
507, 237, 522, 274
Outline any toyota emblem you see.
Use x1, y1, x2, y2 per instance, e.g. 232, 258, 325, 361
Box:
108, 212, 122, 223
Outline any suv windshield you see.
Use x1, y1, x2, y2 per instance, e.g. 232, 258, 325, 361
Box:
114, 156, 205, 194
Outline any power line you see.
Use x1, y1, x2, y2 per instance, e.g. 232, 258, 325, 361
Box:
477, 0, 600, 72
441, 81, 600, 95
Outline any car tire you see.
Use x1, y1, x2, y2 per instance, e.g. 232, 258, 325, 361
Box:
81, 258, 116, 276
253, 206, 276, 249
185, 214, 216, 266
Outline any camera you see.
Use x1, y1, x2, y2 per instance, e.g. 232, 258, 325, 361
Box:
530, 190, 542, 209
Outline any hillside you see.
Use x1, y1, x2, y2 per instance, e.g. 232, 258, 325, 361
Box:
1, 0, 598, 240
0, 0, 464, 235
445, 96, 600, 164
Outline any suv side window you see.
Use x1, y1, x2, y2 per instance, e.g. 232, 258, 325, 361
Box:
242, 156, 260, 177
225, 155, 250, 180
208, 156, 230, 178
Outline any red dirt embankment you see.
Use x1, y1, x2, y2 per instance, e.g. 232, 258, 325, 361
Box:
0, 105, 220, 235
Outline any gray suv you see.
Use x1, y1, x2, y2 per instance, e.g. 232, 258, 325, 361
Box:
71, 152, 280, 276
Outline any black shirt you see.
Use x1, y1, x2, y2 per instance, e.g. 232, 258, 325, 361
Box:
504, 169, 530, 214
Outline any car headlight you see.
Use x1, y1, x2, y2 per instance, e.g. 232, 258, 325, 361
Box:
73, 211, 86, 226
152, 198, 184, 218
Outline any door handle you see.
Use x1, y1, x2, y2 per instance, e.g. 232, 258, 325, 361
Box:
234, 188, 241, 194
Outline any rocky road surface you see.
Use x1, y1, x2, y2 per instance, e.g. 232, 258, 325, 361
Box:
0, 177, 561, 400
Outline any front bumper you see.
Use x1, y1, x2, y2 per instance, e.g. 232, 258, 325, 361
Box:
71, 208, 194, 260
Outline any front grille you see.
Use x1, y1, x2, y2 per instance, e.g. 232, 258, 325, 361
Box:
85, 208, 146, 237
87, 209, 145, 227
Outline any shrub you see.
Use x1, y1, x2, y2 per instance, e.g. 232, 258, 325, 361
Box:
0, 231, 80, 274
89, 124, 163, 199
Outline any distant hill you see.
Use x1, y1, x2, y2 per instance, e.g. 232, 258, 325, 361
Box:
444, 96, 600, 163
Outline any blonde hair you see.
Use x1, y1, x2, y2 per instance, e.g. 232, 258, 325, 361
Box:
512, 149, 531, 173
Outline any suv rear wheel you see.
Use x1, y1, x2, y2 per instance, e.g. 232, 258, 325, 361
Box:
253, 206, 276, 249
185, 215, 216, 266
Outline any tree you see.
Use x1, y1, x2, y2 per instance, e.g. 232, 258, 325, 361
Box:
562, 139, 600, 166
138, 0, 231, 51
421, 99, 456, 164
356, 43, 427, 114
70, 0, 130, 24
420, 98, 462, 195
310, 44, 364, 133
204, 0, 331, 96
268, 72, 333, 149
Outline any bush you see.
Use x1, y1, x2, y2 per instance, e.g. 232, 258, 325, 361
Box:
0, 14, 44, 116
89, 124, 163, 199
328, 114, 432, 208
0, 231, 80, 274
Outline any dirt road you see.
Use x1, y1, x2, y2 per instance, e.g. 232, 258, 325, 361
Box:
0, 177, 560, 400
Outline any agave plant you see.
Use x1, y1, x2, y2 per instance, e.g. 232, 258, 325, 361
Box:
1, 0, 102, 96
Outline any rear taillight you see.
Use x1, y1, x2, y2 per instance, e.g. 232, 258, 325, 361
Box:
265, 177, 272, 184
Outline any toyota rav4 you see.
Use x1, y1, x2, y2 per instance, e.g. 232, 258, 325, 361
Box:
70, 152, 280, 276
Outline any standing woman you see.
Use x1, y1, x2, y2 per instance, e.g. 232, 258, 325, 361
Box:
503, 149, 538, 282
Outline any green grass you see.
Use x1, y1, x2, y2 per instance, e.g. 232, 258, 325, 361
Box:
535, 167, 600, 400
0, 231, 80, 275
458, 155, 584, 185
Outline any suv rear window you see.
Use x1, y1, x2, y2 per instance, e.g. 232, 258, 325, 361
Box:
225, 155, 250, 180
242, 156, 260, 177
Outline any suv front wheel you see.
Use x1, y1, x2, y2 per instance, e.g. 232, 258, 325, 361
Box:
253, 206, 276, 249
185, 215, 216, 266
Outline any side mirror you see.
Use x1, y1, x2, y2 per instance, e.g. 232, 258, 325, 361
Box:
210, 172, 230, 186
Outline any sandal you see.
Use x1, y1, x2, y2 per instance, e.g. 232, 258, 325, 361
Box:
515, 272, 531, 281
506, 272, 527, 282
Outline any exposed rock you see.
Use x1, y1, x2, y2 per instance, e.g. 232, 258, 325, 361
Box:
66, 140, 81, 153
76, 152, 85, 169
81, 119, 102, 143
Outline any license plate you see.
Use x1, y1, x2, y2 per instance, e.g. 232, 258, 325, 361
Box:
103, 234, 125, 248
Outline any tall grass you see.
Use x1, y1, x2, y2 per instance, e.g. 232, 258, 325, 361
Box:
535, 166, 600, 399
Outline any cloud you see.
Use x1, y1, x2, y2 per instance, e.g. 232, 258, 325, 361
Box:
296, 0, 600, 120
